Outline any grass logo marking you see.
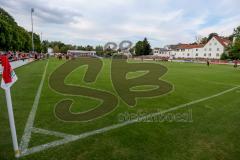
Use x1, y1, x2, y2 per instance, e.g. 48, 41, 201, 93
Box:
49, 58, 118, 122
111, 56, 173, 107
49, 57, 173, 121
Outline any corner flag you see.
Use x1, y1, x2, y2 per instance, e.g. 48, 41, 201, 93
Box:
1, 56, 18, 89
1, 55, 20, 158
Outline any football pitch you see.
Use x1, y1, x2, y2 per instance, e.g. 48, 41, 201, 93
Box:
1, 58, 240, 160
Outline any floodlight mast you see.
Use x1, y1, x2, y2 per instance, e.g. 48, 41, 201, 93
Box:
31, 8, 34, 53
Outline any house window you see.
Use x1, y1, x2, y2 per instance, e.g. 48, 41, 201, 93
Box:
217, 48, 220, 51
196, 49, 198, 51
209, 48, 212, 51
216, 53, 219, 57
187, 53, 190, 56
215, 42, 217, 45
209, 53, 211, 57
204, 48, 207, 51
196, 53, 198, 56
204, 53, 206, 56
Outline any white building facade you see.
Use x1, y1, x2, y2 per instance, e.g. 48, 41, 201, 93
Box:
67, 50, 96, 57
154, 36, 230, 59
171, 44, 204, 59
153, 48, 171, 58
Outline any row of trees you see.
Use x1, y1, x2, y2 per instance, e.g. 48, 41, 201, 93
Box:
0, 8, 42, 52
42, 38, 152, 56
41, 41, 101, 54
0, 7, 152, 56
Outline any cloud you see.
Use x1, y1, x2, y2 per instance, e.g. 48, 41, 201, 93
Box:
0, 0, 239, 47
197, 16, 240, 36
0, 0, 82, 24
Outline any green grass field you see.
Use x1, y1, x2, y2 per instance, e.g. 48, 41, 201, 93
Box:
1, 58, 240, 160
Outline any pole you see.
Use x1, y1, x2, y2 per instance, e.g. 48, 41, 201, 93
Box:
5, 88, 20, 158
40, 32, 43, 54
31, 8, 34, 53
41, 32, 42, 42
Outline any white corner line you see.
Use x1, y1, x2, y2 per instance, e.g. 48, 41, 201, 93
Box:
32, 127, 77, 139
19, 60, 49, 152
20, 86, 239, 157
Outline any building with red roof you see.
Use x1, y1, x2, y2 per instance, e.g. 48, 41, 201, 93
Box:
153, 35, 231, 59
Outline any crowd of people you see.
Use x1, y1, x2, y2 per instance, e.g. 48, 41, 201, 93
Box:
55, 53, 75, 60
0, 51, 32, 62
0, 51, 49, 63
206, 59, 239, 68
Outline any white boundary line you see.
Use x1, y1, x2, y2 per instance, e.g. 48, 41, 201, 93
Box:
19, 60, 49, 152
32, 127, 77, 138
20, 85, 239, 157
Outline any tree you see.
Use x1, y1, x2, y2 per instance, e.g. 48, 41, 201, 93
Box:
207, 33, 218, 41
129, 47, 135, 55
85, 45, 94, 51
228, 44, 240, 60
77, 46, 85, 50
95, 45, 104, 56
232, 26, 240, 41
220, 52, 229, 60
229, 26, 240, 41
142, 38, 152, 55
135, 38, 152, 56
135, 41, 144, 56
227, 26, 240, 60
53, 45, 60, 53
233, 26, 240, 38
59, 45, 69, 53
0, 8, 34, 52
200, 37, 208, 44
30, 32, 42, 52
42, 40, 49, 53
0, 32, 6, 49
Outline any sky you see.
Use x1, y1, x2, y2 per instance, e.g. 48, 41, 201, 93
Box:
0, 0, 240, 47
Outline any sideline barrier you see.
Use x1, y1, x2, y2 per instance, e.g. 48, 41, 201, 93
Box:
0, 59, 34, 74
